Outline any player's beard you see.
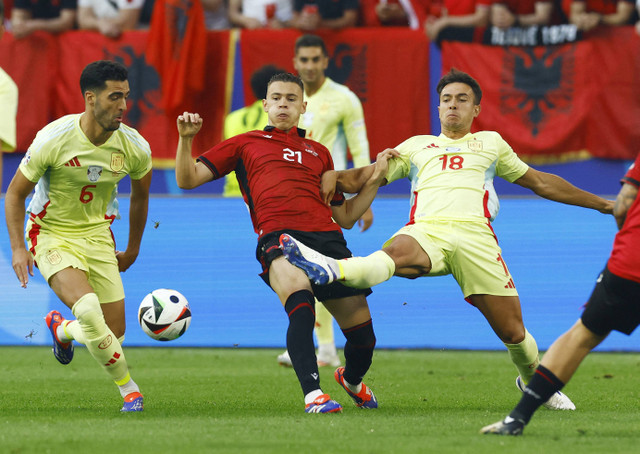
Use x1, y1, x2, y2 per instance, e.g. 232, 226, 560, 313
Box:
94, 101, 122, 132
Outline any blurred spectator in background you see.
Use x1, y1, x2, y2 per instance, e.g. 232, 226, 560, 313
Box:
77, 0, 144, 38
203, 0, 230, 29
290, 0, 358, 30
563, 0, 636, 31
359, 0, 430, 29
222, 64, 284, 196
10, 0, 76, 39
0, 0, 19, 194
425, 0, 491, 42
228, 0, 292, 28
491, 0, 559, 29
636, 0, 640, 34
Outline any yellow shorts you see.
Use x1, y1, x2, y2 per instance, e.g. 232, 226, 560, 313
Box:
28, 226, 125, 303
384, 220, 518, 298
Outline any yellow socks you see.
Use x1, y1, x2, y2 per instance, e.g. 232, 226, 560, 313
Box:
339, 250, 395, 288
314, 302, 334, 346
70, 293, 131, 386
505, 329, 540, 384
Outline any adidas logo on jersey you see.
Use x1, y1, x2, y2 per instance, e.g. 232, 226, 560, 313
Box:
65, 157, 81, 167
423, 143, 439, 149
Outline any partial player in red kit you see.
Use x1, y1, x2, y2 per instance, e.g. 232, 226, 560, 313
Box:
483, 153, 640, 435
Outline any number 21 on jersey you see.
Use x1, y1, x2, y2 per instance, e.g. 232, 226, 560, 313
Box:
283, 148, 302, 164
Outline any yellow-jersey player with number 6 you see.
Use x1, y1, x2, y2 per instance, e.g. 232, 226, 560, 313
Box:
5, 60, 152, 412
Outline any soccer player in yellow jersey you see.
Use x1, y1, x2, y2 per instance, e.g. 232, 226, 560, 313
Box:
0, 0, 19, 196
276, 34, 373, 368
281, 68, 615, 410
4, 60, 152, 412
222, 64, 284, 197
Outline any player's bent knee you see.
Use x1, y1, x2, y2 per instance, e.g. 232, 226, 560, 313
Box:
71, 293, 110, 340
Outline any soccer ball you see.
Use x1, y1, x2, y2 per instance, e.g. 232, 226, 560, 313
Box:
138, 289, 192, 341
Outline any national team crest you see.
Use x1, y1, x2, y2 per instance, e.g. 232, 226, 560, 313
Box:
87, 166, 103, 182
110, 152, 125, 172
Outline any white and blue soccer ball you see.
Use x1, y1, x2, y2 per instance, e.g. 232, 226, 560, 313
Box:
138, 289, 192, 341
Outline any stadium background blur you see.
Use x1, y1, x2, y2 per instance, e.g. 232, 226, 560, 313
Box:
0, 7, 638, 352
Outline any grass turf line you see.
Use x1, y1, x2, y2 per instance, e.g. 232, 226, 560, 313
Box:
1, 346, 639, 454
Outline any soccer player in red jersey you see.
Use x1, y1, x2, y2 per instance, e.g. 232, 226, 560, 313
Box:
483, 153, 640, 435
174, 72, 393, 413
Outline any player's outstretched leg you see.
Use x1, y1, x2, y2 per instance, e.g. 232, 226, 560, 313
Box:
480, 416, 526, 436
335, 367, 377, 409
45, 310, 74, 364
515, 376, 575, 410
279, 234, 339, 285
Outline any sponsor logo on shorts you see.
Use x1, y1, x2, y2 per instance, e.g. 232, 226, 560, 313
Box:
87, 166, 103, 182
99, 335, 113, 350
46, 249, 62, 265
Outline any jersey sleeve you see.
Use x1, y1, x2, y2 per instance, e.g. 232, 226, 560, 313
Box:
127, 130, 153, 180
493, 133, 529, 183
621, 153, 640, 187
384, 138, 413, 184
197, 135, 243, 180
342, 90, 371, 169
19, 129, 57, 183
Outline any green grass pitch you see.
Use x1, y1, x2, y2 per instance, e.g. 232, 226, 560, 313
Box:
1, 346, 639, 454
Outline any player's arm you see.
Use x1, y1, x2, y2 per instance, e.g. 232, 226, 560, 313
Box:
514, 167, 614, 214
4, 169, 36, 288
331, 149, 395, 229
613, 182, 638, 230
175, 112, 214, 189
116, 169, 152, 272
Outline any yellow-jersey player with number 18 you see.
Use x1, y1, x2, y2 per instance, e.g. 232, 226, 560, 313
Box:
281, 68, 615, 410
5, 60, 152, 412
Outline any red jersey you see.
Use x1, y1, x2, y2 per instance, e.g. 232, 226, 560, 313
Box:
608, 153, 640, 283
198, 126, 344, 238
562, 0, 634, 16
444, 0, 491, 15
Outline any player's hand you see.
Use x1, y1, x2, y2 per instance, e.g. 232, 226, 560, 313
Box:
370, 148, 398, 184
12, 248, 34, 288
115, 249, 138, 272
357, 207, 374, 232
177, 112, 203, 138
599, 199, 615, 215
320, 170, 338, 206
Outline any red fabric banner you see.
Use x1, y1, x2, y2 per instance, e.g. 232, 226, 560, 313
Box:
0, 30, 229, 166
0, 31, 57, 155
145, 0, 208, 112
441, 27, 640, 161
239, 28, 431, 155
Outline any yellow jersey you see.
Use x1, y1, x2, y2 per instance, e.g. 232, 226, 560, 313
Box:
299, 77, 370, 171
387, 131, 529, 223
20, 114, 152, 238
0, 67, 18, 152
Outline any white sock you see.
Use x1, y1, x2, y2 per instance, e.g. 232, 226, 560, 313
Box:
304, 389, 324, 405
118, 375, 141, 398
343, 378, 362, 394
56, 321, 73, 343
318, 343, 337, 358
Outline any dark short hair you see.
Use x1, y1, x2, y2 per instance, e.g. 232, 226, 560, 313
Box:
267, 72, 304, 93
436, 68, 482, 104
0, 0, 4, 19
79, 60, 128, 95
251, 65, 286, 100
294, 34, 328, 57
